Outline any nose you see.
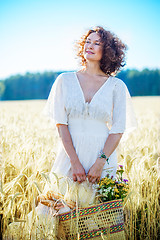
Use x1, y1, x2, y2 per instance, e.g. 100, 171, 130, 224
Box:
88, 42, 94, 49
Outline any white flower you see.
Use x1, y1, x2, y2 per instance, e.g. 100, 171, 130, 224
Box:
104, 192, 108, 197
99, 189, 103, 194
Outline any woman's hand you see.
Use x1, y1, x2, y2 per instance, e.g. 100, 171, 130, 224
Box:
57, 124, 86, 184
87, 134, 123, 184
71, 159, 86, 183
87, 158, 105, 184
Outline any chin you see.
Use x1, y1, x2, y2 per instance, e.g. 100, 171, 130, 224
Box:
85, 55, 96, 60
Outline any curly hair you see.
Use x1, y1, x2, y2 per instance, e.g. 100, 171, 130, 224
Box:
75, 26, 127, 75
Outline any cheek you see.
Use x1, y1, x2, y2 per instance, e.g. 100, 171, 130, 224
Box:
84, 44, 88, 51
97, 48, 103, 58
83, 46, 86, 56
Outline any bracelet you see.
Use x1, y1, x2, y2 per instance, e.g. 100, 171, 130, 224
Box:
98, 150, 109, 164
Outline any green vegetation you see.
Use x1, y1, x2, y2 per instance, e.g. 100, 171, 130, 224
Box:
0, 69, 159, 100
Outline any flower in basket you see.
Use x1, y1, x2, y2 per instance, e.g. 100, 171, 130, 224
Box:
96, 165, 129, 202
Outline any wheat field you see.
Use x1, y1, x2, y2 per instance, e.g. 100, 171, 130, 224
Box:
0, 97, 160, 239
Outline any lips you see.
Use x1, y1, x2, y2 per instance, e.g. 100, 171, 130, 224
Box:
86, 51, 94, 54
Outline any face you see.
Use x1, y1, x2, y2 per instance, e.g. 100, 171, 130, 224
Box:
83, 32, 103, 62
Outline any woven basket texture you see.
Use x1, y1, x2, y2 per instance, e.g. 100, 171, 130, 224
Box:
57, 199, 125, 240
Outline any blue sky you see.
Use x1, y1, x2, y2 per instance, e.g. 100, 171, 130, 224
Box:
0, 0, 159, 79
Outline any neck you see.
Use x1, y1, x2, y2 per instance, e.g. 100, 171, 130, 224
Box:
83, 62, 106, 76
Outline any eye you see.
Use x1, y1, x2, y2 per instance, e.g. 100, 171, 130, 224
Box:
95, 42, 100, 45
85, 40, 90, 44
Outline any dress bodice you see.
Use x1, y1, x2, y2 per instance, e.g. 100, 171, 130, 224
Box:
43, 71, 137, 135
63, 72, 113, 127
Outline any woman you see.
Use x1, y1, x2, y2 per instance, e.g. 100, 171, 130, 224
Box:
39, 26, 137, 210
5, 26, 137, 239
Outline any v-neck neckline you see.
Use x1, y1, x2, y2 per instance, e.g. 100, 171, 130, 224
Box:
74, 72, 111, 105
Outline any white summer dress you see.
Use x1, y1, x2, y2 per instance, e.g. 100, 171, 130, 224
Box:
5, 72, 137, 239
44, 71, 136, 179
37, 71, 137, 208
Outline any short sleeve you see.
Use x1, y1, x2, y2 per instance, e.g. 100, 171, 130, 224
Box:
42, 73, 68, 127
109, 79, 137, 135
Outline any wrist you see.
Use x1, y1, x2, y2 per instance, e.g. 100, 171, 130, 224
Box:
98, 150, 109, 164
70, 156, 80, 165
96, 157, 106, 166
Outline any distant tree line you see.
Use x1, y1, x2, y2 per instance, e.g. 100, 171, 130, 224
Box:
117, 68, 160, 96
0, 69, 159, 100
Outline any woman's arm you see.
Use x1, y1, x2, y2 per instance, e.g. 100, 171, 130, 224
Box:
57, 124, 86, 183
87, 133, 123, 183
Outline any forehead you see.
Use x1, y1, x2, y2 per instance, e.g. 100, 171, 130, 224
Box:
87, 32, 101, 41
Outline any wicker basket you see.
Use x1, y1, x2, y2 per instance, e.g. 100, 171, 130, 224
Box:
56, 199, 125, 240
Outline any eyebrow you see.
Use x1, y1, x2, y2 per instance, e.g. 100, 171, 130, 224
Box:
87, 38, 101, 42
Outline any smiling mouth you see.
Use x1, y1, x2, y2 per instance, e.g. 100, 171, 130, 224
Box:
86, 51, 94, 54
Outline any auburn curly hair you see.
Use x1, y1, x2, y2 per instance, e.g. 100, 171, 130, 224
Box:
75, 26, 127, 75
